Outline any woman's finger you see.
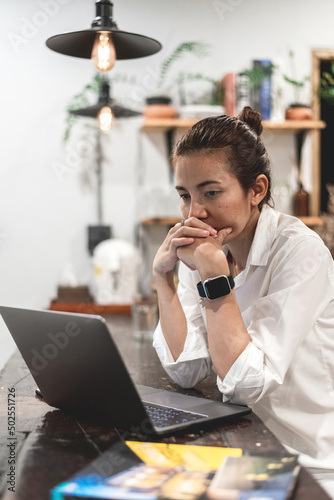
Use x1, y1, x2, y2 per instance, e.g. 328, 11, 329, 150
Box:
170, 236, 195, 250
180, 217, 217, 235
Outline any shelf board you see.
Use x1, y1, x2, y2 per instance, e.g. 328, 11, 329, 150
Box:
141, 215, 323, 228
262, 120, 326, 131
298, 215, 323, 226
142, 117, 199, 131
141, 217, 182, 226
50, 301, 131, 315
142, 117, 326, 132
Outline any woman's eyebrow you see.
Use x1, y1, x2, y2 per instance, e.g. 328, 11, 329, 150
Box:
197, 180, 221, 188
175, 180, 221, 191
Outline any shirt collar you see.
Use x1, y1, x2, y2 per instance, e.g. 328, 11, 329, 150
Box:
222, 205, 279, 269
247, 205, 279, 267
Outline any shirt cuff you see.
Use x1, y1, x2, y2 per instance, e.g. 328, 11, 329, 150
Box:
152, 321, 211, 389
153, 320, 210, 366
217, 341, 265, 405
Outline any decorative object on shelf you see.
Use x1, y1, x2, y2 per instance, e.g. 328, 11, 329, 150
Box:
294, 181, 309, 216
285, 104, 313, 120
92, 239, 140, 304
53, 262, 93, 310
144, 96, 178, 118
283, 49, 311, 120
56, 285, 92, 303
45, 0, 161, 72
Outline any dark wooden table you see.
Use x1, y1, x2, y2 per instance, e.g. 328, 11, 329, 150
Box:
0, 315, 330, 499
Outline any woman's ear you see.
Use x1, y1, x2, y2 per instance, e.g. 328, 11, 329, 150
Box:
250, 174, 269, 206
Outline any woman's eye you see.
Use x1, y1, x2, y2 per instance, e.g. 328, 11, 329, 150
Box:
179, 193, 190, 200
205, 191, 218, 198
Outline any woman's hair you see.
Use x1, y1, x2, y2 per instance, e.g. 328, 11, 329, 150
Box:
172, 106, 272, 208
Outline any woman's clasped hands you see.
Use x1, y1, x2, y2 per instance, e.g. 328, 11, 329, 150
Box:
153, 217, 232, 275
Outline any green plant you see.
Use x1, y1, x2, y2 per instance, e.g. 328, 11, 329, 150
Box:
282, 50, 309, 104
241, 62, 275, 89
157, 41, 211, 90
320, 61, 334, 106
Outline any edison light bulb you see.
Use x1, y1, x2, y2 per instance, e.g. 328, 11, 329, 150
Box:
91, 32, 116, 72
99, 106, 113, 133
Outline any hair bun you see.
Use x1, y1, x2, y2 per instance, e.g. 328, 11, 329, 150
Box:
237, 106, 263, 136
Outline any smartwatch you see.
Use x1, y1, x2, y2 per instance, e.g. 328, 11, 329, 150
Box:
197, 274, 235, 300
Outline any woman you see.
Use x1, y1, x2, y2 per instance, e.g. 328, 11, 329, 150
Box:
152, 107, 334, 495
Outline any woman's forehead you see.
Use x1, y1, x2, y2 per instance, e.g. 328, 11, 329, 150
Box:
175, 153, 230, 175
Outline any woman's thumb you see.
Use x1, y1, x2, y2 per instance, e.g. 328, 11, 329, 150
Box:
216, 226, 232, 242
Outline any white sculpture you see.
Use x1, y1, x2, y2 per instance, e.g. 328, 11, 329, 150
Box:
92, 239, 140, 305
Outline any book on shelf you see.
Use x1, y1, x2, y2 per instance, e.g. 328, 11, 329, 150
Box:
251, 59, 273, 120
222, 72, 255, 117
51, 440, 243, 500
236, 72, 251, 114
207, 454, 300, 500
221, 72, 237, 117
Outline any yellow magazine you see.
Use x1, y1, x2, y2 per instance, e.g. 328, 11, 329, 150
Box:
125, 441, 242, 471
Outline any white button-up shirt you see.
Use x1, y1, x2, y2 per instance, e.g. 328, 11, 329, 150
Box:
153, 206, 334, 470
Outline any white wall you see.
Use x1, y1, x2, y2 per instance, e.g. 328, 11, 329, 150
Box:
1, 0, 334, 367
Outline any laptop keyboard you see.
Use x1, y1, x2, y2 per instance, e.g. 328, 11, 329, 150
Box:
143, 402, 207, 428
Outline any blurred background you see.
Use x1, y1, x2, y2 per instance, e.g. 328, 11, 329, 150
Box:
1, 0, 334, 367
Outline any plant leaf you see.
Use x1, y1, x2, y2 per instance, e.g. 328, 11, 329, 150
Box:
158, 41, 211, 88
282, 75, 305, 88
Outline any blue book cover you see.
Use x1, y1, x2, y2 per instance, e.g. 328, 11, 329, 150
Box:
252, 60, 272, 120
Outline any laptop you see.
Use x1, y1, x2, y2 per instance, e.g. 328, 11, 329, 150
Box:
0, 306, 251, 435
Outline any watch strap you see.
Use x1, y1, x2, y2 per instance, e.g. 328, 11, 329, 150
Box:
197, 274, 235, 299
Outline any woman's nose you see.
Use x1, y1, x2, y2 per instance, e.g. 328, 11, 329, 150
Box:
188, 201, 207, 219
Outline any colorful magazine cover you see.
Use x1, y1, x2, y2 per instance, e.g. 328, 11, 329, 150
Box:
207, 454, 300, 500
51, 441, 242, 500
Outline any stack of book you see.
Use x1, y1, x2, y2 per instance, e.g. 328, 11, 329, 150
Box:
51, 440, 300, 500
222, 60, 273, 120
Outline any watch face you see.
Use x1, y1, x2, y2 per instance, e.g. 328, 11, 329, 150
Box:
204, 275, 231, 299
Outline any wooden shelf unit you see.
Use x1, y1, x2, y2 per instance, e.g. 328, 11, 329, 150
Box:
141, 117, 326, 226
142, 117, 326, 132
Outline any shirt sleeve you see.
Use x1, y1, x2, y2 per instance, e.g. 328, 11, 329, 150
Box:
153, 263, 212, 389
218, 235, 334, 406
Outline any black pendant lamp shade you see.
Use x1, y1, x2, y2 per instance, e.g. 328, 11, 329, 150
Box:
46, 0, 162, 60
69, 80, 141, 119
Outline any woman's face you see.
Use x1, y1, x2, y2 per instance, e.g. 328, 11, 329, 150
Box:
175, 152, 258, 243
